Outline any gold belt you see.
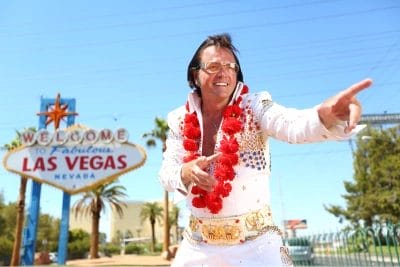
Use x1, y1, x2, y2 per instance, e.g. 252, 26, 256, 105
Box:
183, 206, 282, 246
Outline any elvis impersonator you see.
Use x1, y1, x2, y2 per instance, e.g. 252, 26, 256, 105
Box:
159, 33, 373, 266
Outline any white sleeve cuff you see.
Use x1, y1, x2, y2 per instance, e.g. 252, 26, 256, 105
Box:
320, 119, 367, 140
173, 172, 189, 203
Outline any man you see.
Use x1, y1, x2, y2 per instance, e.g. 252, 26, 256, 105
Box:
159, 33, 372, 266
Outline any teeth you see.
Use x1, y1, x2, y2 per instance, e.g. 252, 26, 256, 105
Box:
215, 82, 228, 86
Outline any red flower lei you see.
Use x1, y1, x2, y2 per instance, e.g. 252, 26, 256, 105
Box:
182, 85, 249, 214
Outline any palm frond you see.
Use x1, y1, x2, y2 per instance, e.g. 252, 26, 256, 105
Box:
72, 181, 128, 219
142, 117, 169, 150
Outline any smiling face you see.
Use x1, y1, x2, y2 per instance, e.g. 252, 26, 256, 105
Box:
195, 46, 238, 104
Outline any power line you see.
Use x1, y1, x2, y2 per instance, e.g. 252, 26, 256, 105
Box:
2, 31, 398, 83
1, 5, 398, 50
242, 30, 400, 54
0, 0, 234, 29
0, 0, 340, 36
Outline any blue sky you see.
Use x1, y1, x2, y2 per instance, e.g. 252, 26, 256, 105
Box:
0, 0, 399, 238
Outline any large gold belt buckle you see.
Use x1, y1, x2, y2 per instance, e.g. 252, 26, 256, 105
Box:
199, 219, 245, 245
188, 206, 273, 245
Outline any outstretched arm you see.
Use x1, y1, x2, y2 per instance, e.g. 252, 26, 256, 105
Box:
317, 78, 373, 133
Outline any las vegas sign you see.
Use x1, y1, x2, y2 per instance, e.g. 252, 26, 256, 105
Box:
3, 125, 146, 194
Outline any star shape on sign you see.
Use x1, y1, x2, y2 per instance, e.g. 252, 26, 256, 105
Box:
37, 93, 78, 130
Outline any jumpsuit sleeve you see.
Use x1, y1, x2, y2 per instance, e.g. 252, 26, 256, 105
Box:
252, 92, 361, 143
158, 107, 189, 200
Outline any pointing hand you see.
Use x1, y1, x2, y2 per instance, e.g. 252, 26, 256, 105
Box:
318, 78, 373, 133
181, 153, 221, 192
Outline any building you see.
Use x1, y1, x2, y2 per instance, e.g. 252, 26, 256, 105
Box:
69, 209, 92, 234
110, 200, 156, 243
69, 200, 180, 245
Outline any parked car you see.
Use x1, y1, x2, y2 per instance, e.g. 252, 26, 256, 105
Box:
286, 237, 314, 265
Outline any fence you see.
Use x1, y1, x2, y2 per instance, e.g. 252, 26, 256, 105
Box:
285, 222, 400, 266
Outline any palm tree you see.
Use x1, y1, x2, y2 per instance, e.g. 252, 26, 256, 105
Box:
169, 205, 180, 244
72, 181, 127, 259
142, 117, 171, 259
140, 202, 163, 253
113, 230, 123, 245
125, 229, 133, 238
4, 128, 35, 266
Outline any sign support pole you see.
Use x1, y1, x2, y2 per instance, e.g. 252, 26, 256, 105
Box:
21, 182, 42, 265
57, 98, 76, 265
21, 98, 48, 265
21, 96, 76, 265
57, 192, 71, 264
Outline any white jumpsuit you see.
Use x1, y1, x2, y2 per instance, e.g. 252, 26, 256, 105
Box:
159, 82, 357, 267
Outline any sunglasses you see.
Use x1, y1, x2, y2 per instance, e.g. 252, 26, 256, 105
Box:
199, 61, 239, 74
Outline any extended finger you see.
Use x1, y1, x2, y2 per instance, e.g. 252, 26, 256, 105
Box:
196, 153, 221, 169
341, 78, 373, 99
205, 152, 222, 163
346, 101, 362, 133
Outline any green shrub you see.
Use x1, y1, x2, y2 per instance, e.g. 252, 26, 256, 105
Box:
125, 243, 145, 255
154, 243, 163, 252
101, 243, 120, 256
68, 238, 90, 259
0, 236, 13, 265
67, 229, 90, 260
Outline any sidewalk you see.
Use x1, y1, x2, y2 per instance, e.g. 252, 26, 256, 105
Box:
66, 254, 171, 266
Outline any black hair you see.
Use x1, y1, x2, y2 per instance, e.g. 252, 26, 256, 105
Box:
186, 33, 244, 94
